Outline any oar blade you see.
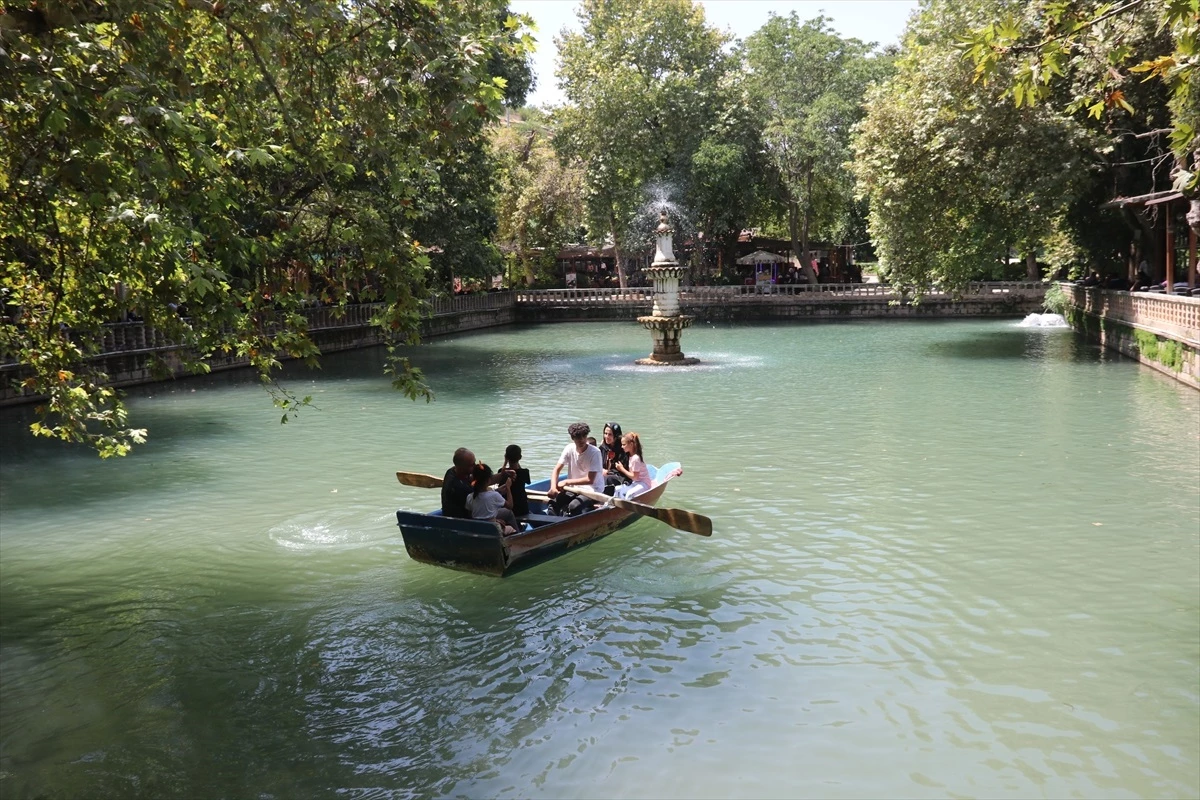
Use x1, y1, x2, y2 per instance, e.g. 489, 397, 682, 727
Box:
611, 497, 712, 536
396, 471, 445, 489
656, 507, 713, 537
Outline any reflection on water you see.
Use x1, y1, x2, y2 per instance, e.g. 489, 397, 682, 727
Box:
1, 320, 1197, 798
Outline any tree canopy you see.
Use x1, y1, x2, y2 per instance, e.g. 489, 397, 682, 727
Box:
851, 0, 1191, 291
1, 0, 533, 455
852, 0, 1097, 293
961, 0, 1198, 202
743, 14, 887, 279
492, 110, 585, 287
553, 0, 730, 286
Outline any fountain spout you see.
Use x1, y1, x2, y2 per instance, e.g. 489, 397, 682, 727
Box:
652, 210, 676, 264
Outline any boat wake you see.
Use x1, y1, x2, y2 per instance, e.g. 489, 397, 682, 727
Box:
268, 509, 388, 550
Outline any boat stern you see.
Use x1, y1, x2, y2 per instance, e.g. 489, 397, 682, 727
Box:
395, 511, 508, 576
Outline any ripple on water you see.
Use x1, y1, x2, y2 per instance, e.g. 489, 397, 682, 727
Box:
603, 352, 765, 373
1, 319, 1197, 800
267, 508, 392, 551
599, 551, 737, 597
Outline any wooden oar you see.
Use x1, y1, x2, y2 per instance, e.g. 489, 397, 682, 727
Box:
535, 486, 713, 537
396, 471, 445, 489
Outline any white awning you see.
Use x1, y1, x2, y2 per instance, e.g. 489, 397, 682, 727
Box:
736, 250, 788, 265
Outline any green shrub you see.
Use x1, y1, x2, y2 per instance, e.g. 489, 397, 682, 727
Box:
1043, 282, 1070, 315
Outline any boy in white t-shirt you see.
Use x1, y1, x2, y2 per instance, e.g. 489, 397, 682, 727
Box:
547, 421, 605, 516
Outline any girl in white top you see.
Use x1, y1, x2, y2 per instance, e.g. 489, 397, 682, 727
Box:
466, 463, 518, 534
613, 432, 653, 499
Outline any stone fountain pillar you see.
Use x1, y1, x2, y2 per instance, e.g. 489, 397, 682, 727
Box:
637, 211, 699, 366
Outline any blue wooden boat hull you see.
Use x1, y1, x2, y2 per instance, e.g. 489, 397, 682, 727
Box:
396, 462, 681, 576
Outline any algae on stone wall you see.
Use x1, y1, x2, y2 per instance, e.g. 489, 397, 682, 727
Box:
1133, 328, 1185, 372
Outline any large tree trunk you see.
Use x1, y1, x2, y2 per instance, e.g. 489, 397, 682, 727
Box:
519, 232, 535, 287
801, 170, 812, 263
722, 230, 740, 282
788, 201, 800, 260
1025, 252, 1039, 280
788, 201, 814, 283
796, 169, 816, 283
609, 209, 628, 290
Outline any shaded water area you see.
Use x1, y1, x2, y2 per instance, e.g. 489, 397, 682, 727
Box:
1, 320, 1198, 799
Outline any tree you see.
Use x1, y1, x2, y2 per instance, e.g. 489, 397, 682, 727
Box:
492, 111, 585, 287
688, 73, 766, 278
961, 0, 1200, 232
554, 0, 730, 287
851, 0, 1098, 293
743, 15, 884, 281
0, 0, 533, 455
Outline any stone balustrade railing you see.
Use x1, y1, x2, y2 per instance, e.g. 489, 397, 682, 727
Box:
90, 303, 387, 358
515, 281, 1047, 305
512, 287, 652, 305
1065, 284, 1200, 347
3, 282, 1048, 369
426, 291, 515, 315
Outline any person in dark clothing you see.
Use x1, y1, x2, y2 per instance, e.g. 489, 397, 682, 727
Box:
441, 447, 475, 518
500, 444, 531, 518
599, 421, 630, 492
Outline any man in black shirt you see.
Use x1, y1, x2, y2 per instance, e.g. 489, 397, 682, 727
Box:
441, 447, 475, 518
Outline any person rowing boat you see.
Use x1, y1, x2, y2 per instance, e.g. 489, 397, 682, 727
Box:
547, 422, 606, 516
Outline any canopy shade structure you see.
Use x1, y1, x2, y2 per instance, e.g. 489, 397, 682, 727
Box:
736, 250, 789, 265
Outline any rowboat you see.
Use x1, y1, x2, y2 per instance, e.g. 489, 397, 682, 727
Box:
395, 461, 687, 576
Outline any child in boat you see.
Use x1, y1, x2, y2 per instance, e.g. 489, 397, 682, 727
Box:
466, 462, 518, 535
499, 444, 530, 518
612, 432, 653, 499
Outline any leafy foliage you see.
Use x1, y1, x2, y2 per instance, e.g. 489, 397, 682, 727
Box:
743, 14, 889, 278
0, 0, 532, 455
553, 0, 730, 286
852, 0, 1100, 293
492, 111, 585, 287
961, 0, 1199, 193
687, 72, 768, 277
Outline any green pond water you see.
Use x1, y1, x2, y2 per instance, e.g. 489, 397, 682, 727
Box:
0, 319, 1197, 799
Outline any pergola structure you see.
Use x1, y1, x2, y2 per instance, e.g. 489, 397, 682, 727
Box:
1104, 191, 1198, 294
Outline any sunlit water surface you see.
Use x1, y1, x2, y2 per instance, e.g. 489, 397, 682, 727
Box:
1, 320, 1197, 799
